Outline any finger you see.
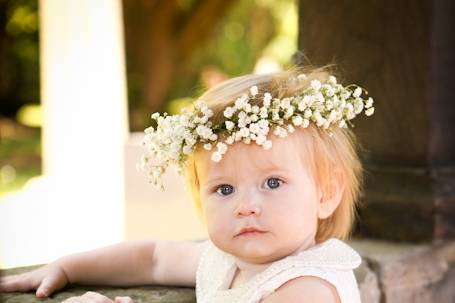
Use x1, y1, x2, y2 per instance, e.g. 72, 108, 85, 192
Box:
0, 275, 34, 292
36, 273, 65, 297
115, 296, 134, 303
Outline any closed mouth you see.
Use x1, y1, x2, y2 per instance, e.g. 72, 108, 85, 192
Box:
236, 227, 267, 237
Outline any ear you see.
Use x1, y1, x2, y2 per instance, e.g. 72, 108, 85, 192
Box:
317, 171, 345, 219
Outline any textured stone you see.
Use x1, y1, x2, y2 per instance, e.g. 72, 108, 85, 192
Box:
0, 265, 196, 303
351, 239, 455, 303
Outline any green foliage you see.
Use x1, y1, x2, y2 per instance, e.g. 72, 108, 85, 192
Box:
167, 0, 297, 113
0, 0, 39, 116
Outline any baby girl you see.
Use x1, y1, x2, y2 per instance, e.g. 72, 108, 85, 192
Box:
0, 67, 374, 302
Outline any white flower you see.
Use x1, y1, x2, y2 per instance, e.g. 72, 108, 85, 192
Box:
292, 115, 303, 126
216, 142, 228, 154
304, 109, 312, 118
338, 120, 346, 128
250, 85, 259, 96
224, 106, 235, 118
353, 99, 364, 114
252, 105, 260, 114
328, 76, 337, 84
225, 136, 235, 145
225, 120, 235, 130
256, 134, 266, 145
365, 97, 374, 108
211, 152, 222, 162
249, 123, 260, 134
182, 145, 193, 155
365, 107, 375, 116
258, 119, 269, 129
302, 119, 310, 128
151, 112, 160, 120
310, 80, 321, 91
239, 127, 250, 138
263, 140, 273, 150
203, 143, 212, 150
353, 87, 362, 98
233, 96, 246, 110
263, 93, 272, 107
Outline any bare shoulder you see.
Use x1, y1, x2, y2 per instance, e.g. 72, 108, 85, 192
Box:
260, 276, 341, 303
152, 239, 209, 286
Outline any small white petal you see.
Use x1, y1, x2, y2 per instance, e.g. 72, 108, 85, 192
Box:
211, 152, 222, 162
250, 85, 259, 96
365, 107, 375, 116
310, 80, 322, 91
353, 87, 362, 98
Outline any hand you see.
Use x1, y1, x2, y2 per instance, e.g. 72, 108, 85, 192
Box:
0, 261, 69, 297
62, 291, 134, 303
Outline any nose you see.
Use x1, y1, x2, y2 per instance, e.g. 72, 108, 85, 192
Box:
235, 193, 262, 217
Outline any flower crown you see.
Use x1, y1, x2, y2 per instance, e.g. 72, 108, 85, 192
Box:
139, 74, 375, 189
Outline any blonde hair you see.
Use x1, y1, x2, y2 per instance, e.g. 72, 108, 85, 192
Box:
183, 67, 363, 243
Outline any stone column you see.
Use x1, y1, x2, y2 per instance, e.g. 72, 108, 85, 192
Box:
298, 0, 455, 242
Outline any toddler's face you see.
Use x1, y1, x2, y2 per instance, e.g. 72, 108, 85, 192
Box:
195, 132, 321, 264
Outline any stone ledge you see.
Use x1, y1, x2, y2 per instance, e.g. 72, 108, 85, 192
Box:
2, 239, 455, 303
0, 265, 196, 303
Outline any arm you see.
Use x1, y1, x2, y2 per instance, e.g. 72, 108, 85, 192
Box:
259, 276, 341, 303
0, 239, 207, 297
59, 239, 208, 287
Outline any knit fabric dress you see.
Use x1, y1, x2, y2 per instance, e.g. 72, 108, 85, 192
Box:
196, 238, 362, 303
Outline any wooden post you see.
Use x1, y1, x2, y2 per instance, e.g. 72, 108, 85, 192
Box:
298, 0, 455, 242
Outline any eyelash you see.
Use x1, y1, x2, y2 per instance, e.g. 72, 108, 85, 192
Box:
214, 177, 284, 196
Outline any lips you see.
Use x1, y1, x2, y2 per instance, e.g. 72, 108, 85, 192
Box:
236, 227, 267, 237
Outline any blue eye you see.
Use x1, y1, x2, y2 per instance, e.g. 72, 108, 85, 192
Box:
265, 177, 283, 189
216, 184, 234, 196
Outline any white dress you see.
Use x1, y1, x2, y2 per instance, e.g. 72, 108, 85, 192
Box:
196, 238, 362, 303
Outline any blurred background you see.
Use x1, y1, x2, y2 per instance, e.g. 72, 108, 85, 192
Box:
0, 0, 298, 268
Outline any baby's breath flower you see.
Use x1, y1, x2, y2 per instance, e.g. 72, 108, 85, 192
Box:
302, 118, 310, 128
353, 87, 362, 98
250, 85, 259, 96
263, 93, 272, 107
225, 120, 235, 130
140, 73, 376, 189
365, 107, 375, 116
311, 80, 322, 91
365, 97, 374, 108
216, 142, 228, 154
211, 152, 222, 162
224, 106, 235, 118
292, 115, 303, 126
263, 140, 273, 150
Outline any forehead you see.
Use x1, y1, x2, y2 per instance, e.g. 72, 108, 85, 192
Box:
195, 131, 311, 181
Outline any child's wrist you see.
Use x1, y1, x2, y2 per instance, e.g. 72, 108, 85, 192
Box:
55, 256, 74, 284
